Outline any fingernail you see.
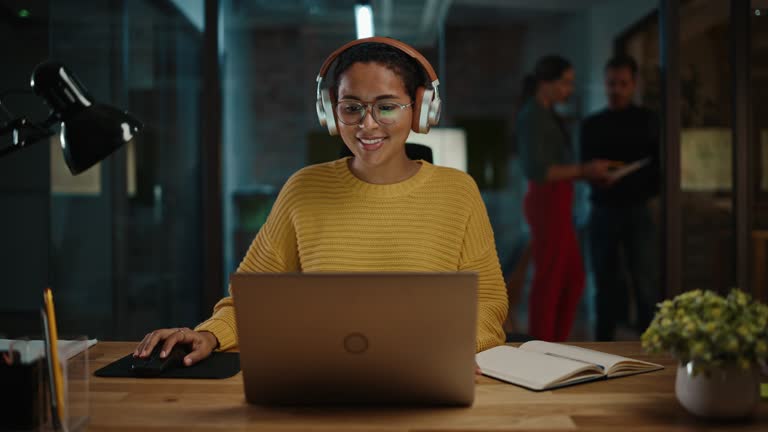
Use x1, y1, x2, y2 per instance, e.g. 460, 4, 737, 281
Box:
184, 357, 191, 365
161, 350, 166, 358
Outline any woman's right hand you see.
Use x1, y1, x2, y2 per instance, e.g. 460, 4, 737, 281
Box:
581, 159, 623, 185
133, 328, 218, 366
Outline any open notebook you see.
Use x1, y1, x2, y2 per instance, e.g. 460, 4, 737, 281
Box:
476, 341, 663, 391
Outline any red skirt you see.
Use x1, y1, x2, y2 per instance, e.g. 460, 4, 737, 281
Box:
524, 180, 586, 342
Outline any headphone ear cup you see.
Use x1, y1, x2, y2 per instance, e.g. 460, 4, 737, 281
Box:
412, 86, 430, 134
428, 97, 442, 127
321, 88, 338, 136
316, 99, 327, 128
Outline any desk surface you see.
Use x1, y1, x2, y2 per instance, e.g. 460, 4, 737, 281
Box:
87, 342, 767, 431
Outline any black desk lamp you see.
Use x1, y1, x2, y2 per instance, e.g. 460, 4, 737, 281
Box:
0, 61, 143, 174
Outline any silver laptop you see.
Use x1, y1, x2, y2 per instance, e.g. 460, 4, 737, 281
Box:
231, 272, 477, 406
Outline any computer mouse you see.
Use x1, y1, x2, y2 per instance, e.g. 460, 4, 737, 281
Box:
130, 344, 189, 377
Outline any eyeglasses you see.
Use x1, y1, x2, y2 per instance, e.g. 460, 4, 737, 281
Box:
335, 100, 413, 126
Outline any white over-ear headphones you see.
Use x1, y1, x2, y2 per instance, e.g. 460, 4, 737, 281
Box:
315, 37, 442, 136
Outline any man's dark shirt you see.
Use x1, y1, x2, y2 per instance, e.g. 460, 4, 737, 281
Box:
580, 104, 660, 205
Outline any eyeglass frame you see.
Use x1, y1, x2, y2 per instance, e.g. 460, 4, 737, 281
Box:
334, 99, 414, 126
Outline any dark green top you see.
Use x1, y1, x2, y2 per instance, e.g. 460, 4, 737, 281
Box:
516, 99, 571, 182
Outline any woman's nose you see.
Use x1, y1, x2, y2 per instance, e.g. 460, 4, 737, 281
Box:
358, 107, 378, 129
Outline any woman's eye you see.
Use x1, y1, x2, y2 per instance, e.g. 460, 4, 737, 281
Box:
343, 104, 363, 113
377, 103, 398, 112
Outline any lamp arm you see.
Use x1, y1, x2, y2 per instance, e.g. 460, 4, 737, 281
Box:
0, 116, 56, 159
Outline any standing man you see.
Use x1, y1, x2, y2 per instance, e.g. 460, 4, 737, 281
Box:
580, 55, 660, 341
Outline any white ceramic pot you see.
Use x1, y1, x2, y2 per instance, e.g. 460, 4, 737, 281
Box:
675, 362, 760, 419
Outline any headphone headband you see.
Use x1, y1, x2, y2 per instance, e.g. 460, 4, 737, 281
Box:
315, 37, 441, 135
316, 36, 438, 85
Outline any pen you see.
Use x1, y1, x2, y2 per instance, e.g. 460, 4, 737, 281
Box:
41, 308, 60, 428
43, 287, 65, 428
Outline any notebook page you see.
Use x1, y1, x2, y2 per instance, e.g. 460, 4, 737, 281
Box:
520, 341, 632, 374
476, 346, 603, 390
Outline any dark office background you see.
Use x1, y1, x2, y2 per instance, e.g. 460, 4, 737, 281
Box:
1, 0, 766, 341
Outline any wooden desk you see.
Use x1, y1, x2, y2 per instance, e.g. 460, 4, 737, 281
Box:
86, 342, 767, 431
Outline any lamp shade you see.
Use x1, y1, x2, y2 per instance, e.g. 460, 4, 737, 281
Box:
60, 104, 142, 175
30, 61, 143, 175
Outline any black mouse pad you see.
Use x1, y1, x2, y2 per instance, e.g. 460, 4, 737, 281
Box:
94, 352, 240, 379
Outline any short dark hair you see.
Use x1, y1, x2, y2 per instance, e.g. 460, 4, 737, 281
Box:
605, 54, 638, 77
331, 42, 427, 101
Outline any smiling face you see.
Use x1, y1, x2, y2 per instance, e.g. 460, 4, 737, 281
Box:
336, 62, 413, 169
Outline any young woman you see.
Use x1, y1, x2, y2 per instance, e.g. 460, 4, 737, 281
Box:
517, 55, 618, 342
134, 38, 508, 366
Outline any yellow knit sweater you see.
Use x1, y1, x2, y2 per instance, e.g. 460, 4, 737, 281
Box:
196, 157, 508, 352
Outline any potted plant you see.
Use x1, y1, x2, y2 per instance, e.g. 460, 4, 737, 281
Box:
642, 289, 768, 419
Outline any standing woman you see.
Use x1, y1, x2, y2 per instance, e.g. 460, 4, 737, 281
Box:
516, 55, 617, 342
